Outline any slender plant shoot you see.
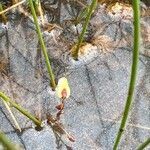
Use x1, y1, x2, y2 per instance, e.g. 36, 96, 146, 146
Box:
113, 0, 140, 149
0, 92, 42, 127
0, 131, 18, 150
71, 0, 97, 60
137, 138, 150, 150
28, 0, 56, 90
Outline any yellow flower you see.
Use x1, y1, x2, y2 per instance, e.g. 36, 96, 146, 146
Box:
56, 77, 70, 99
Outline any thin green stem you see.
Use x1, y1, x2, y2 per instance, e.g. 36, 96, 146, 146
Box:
33, 0, 40, 16
0, 131, 17, 150
113, 0, 140, 149
71, 0, 97, 60
28, 0, 56, 90
137, 138, 150, 150
0, 92, 42, 127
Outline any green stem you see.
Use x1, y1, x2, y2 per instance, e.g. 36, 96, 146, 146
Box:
72, 0, 97, 60
137, 138, 150, 150
0, 131, 17, 150
33, 0, 40, 16
0, 92, 42, 127
28, 0, 56, 90
113, 0, 140, 149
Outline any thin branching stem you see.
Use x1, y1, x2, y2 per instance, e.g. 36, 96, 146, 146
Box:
0, 131, 17, 150
28, 0, 56, 90
113, 0, 140, 149
71, 0, 97, 60
137, 138, 150, 150
0, 92, 42, 127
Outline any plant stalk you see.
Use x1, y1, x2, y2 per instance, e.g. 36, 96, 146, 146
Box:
28, 0, 56, 90
137, 138, 150, 150
71, 0, 97, 60
0, 131, 17, 150
3, 101, 21, 132
113, 0, 140, 149
0, 92, 42, 127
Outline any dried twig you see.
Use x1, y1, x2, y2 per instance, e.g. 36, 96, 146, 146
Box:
0, 0, 26, 15
3, 101, 21, 132
47, 114, 75, 142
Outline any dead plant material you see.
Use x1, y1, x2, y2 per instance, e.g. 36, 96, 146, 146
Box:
46, 114, 75, 142
90, 34, 119, 53
0, 4, 7, 24
0, 53, 9, 77
42, 22, 62, 32
0, 0, 26, 15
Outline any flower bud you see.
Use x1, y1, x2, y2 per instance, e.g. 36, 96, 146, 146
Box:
56, 77, 70, 99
